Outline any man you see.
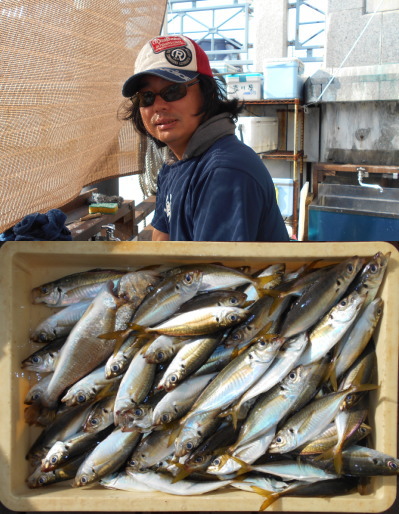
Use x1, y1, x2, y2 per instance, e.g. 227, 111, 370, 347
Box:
121, 35, 290, 242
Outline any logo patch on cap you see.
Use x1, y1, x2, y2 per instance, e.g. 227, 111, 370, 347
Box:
150, 36, 187, 54
165, 47, 192, 67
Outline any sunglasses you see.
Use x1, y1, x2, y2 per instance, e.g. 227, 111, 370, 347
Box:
133, 80, 200, 108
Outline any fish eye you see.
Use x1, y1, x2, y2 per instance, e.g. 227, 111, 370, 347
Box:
258, 339, 266, 347
111, 364, 120, 372
185, 273, 193, 283
185, 442, 194, 450
80, 475, 89, 484
388, 460, 399, 470
134, 408, 143, 417
170, 374, 178, 383
50, 456, 58, 464
32, 356, 40, 363
340, 300, 347, 306
40, 286, 49, 294
369, 263, 378, 273
38, 475, 48, 485
89, 417, 99, 426
194, 456, 204, 463
288, 371, 296, 379
347, 264, 354, 273
156, 351, 165, 361
38, 334, 47, 343
129, 459, 137, 466
230, 297, 238, 305
229, 314, 237, 322
161, 414, 171, 423
32, 393, 41, 401
212, 457, 221, 466
275, 436, 283, 443
77, 393, 86, 403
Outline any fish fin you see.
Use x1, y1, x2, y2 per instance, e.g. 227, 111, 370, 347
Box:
229, 455, 252, 475
219, 407, 239, 430
255, 274, 282, 291
259, 491, 282, 511
333, 447, 343, 475
171, 463, 193, 483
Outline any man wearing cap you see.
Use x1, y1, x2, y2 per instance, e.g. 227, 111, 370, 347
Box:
121, 35, 290, 242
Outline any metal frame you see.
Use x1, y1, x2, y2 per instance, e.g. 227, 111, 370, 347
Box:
288, 0, 326, 62
165, 0, 252, 68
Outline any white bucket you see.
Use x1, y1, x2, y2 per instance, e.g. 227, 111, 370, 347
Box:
236, 116, 278, 153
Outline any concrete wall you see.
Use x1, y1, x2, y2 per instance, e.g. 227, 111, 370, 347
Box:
253, 0, 288, 71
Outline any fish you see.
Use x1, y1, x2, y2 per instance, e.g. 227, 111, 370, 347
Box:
131, 270, 203, 327
41, 281, 125, 409
297, 290, 368, 366
156, 334, 222, 391
27, 454, 87, 488
31, 269, 127, 307
279, 256, 364, 338
268, 384, 377, 454
60, 365, 121, 407
307, 444, 399, 476
41, 425, 113, 472
222, 295, 276, 347
144, 306, 249, 337
21, 339, 65, 373
74, 427, 142, 487
349, 251, 390, 306
334, 298, 383, 379
30, 301, 92, 343
228, 363, 321, 452
83, 395, 116, 433
113, 349, 156, 426
184, 336, 284, 420
152, 373, 217, 426
125, 469, 233, 495
177, 289, 249, 313
227, 332, 308, 423
143, 335, 190, 364
104, 333, 141, 378
127, 426, 179, 471
163, 263, 278, 292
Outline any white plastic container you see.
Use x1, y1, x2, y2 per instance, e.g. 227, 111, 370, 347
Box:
272, 177, 294, 217
236, 116, 278, 153
226, 73, 263, 100
263, 58, 304, 99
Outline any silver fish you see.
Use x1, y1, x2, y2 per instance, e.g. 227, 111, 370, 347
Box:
41, 282, 124, 408
145, 306, 249, 337
132, 270, 203, 327
157, 334, 222, 391
280, 256, 364, 338
74, 427, 142, 487
30, 301, 91, 343
152, 373, 217, 426
61, 365, 120, 407
185, 336, 284, 419
21, 339, 64, 373
113, 349, 156, 426
32, 269, 127, 307
297, 290, 368, 366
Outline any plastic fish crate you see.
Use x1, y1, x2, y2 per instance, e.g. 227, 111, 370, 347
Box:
0, 241, 397, 512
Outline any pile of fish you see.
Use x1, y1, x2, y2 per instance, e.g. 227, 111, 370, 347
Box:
22, 251, 399, 510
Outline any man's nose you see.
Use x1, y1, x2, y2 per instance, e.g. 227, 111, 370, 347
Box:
152, 93, 169, 110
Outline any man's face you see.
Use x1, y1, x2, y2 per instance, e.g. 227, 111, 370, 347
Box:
138, 75, 203, 160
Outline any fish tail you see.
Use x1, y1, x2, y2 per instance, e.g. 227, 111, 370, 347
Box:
333, 447, 344, 475
259, 491, 282, 511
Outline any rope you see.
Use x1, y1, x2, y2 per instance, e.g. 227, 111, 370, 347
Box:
305, 0, 385, 108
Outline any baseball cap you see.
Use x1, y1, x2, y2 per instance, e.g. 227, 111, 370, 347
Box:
122, 35, 213, 97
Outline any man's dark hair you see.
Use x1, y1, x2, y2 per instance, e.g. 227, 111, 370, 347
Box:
119, 74, 244, 147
